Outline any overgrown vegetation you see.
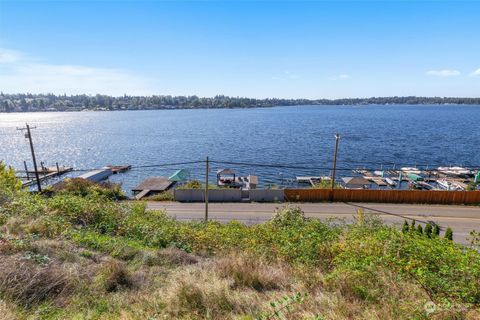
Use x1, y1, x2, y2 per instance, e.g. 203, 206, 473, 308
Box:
0, 164, 479, 319
310, 179, 341, 189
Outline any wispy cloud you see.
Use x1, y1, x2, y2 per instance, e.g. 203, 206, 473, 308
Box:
426, 69, 461, 77
0, 48, 154, 95
271, 71, 299, 80
329, 74, 351, 80
470, 68, 480, 77
0, 48, 23, 63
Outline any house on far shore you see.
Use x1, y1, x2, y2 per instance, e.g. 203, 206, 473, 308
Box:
341, 177, 372, 189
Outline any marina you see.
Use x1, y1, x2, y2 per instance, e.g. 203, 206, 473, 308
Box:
15, 160, 480, 194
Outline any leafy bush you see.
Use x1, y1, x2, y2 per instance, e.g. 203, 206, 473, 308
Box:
177, 180, 203, 189
50, 178, 126, 200
445, 227, 454, 241
331, 226, 480, 304
148, 190, 174, 201
310, 179, 341, 189
424, 223, 433, 238
0, 162, 22, 208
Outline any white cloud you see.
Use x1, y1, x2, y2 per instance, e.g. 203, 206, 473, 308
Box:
0, 48, 155, 95
0, 48, 23, 63
272, 71, 299, 80
330, 74, 351, 80
470, 68, 480, 77
426, 69, 461, 77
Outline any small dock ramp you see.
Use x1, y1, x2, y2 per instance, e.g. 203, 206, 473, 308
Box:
78, 168, 113, 183
132, 177, 174, 200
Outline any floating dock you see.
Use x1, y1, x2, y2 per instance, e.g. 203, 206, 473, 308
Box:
296, 176, 324, 186
366, 177, 388, 186
132, 177, 175, 200
78, 168, 113, 182
106, 165, 132, 174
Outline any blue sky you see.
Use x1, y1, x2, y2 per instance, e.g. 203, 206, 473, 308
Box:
0, 0, 479, 98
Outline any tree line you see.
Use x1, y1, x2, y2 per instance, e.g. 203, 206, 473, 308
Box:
1, 93, 480, 112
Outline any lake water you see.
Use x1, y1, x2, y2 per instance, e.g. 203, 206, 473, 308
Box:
1, 105, 479, 192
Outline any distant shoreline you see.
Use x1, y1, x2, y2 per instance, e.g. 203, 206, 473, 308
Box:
2, 94, 480, 112
3, 104, 480, 114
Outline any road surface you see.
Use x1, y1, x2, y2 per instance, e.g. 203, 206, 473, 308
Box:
147, 201, 480, 244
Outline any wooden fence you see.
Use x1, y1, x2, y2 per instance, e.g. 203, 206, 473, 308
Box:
284, 189, 480, 205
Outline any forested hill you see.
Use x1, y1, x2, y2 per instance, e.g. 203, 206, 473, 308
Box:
1, 93, 480, 112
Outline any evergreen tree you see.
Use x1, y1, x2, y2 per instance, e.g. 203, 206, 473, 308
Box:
410, 220, 416, 232
402, 220, 410, 233
424, 224, 433, 238
417, 224, 423, 235
445, 227, 453, 241
433, 224, 440, 237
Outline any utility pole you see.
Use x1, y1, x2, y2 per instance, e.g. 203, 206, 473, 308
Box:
17, 124, 42, 192
331, 133, 340, 192
204, 156, 209, 222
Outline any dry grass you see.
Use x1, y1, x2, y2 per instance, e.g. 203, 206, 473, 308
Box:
216, 253, 289, 292
157, 247, 199, 266
164, 264, 261, 319
0, 255, 76, 307
101, 260, 137, 293
0, 299, 18, 320
141, 247, 199, 267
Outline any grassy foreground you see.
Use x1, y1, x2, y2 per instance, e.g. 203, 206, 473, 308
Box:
1, 166, 480, 319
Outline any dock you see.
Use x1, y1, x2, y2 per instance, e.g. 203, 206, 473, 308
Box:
21, 166, 73, 188
366, 176, 388, 186
106, 165, 132, 174
132, 177, 175, 200
296, 176, 324, 186
78, 168, 113, 182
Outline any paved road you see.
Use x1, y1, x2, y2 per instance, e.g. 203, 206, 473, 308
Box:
147, 202, 480, 244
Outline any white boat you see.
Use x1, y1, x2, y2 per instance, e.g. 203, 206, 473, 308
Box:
401, 167, 421, 175
437, 179, 460, 191
437, 166, 472, 177
385, 177, 396, 186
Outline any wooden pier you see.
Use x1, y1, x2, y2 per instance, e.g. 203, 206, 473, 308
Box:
106, 165, 132, 174
132, 177, 174, 200
366, 176, 388, 186
21, 166, 73, 188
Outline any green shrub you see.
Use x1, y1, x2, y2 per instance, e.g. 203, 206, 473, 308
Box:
433, 224, 440, 237
148, 190, 174, 201
331, 226, 480, 304
50, 178, 126, 200
177, 180, 203, 189
0, 162, 22, 196
270, 206, 307, 228
424, 224, 433, 238
445, 227, 453, 241
46, 193, 123, 233
119, 205, 178, 248
409, 220, 416, 232
402, 220, 409, 233
416, 224, 423, 235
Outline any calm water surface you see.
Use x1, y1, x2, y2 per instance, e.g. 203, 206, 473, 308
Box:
1, 105, 479, 191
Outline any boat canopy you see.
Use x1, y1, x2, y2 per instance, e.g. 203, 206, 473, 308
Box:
217, 168, 235, 175
168, 169, 189, 182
